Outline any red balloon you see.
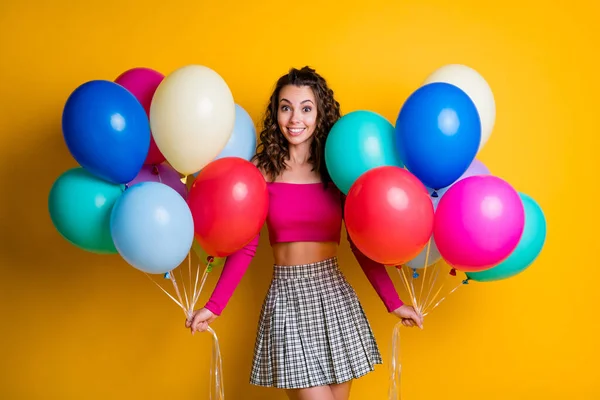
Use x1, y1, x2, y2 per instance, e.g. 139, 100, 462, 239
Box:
344, 166, 434, 265
187, 157, 268, 257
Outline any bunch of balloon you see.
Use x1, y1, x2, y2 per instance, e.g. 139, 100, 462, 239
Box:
48, 63, 266, 400
393, 64, 546, 318
327, 64, 547, 400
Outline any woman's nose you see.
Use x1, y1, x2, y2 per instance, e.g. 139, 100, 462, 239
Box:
290, 110, 301, 123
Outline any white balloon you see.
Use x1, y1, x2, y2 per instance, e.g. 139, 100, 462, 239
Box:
423, 64, 496, 153
150, 65, 235, 176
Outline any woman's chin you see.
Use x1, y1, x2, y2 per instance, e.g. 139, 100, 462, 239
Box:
284, 132, 313, 146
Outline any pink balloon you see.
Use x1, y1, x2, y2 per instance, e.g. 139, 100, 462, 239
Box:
433, 175, 525, 272
128, 163, 188, 200
115, 67, 166, 165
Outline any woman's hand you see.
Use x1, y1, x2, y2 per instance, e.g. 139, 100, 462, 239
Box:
392, 305, 424, 329
185, 308, 217, 334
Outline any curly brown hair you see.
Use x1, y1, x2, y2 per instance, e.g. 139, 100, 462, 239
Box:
253, 66, 342, 186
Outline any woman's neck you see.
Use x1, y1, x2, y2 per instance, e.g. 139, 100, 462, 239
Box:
287, 141, 312, 166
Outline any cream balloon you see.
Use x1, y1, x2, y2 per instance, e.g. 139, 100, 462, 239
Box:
423, 64, 496, 153
149, 65, 235, 175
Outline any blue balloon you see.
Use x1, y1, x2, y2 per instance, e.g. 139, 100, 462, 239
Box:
62, 80, 151, 184
193, 104, 257, 177
110, 182, 194, 274
394, 82, 481, 190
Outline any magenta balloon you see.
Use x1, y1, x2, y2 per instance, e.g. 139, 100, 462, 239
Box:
433, 175, 525, 272
128, 163, 187, 200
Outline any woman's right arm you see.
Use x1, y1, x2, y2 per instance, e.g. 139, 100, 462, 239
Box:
187, 233, 260, 333
203, 233, 260, 316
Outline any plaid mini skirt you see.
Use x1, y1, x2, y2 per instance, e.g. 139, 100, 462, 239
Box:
249, 256, 383, 389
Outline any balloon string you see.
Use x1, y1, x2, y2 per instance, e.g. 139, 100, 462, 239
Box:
421, 269, 447, 315
388, 321, 403, 400
420, 262, 442, 314
398, 267, 418, 310
144, 273, 186, 314
188, 252, 193, 309
145, 258, 224, 399
191, 261, 212, 309
176, 263, 191, 312
190, 260, 222, 400
169, 270, 187, 316
416, 239, 432, 314
423, 279, 466, 317
208, 326, 225, 400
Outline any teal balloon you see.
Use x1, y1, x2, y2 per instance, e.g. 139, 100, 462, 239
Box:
466, 193, 546, 282
325, 110, 404, 194
48, 167, 123, 254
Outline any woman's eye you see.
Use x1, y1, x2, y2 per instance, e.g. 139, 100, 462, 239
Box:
303, 107, 312, 112
281, 105, 290, 111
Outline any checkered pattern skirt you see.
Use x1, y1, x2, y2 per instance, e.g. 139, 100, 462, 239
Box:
250, 257, 382, 389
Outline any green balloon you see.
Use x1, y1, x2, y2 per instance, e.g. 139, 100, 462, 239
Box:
325, 110, 404, 194
467, 193, 546, 282
48, 167, 123, 254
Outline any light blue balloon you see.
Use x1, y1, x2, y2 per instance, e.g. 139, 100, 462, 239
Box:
216, 104, 257, 161
110, 181, 194, 274
193, 104, 257, 177
466, 193, 546, 282
325, 110, 404, 194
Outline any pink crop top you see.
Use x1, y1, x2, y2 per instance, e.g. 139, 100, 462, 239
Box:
203, 182, 404, 316
266, 182, 342, 244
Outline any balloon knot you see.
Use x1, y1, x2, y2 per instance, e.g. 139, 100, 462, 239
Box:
151, 165, 159, 175
206, 256, 214, 263
462, 278, 470, 285
412, 269, 419, 279
431, 190, 438, 198
164, 272, 170, 279
124, 184, 129, 190
449, 268, 457, 276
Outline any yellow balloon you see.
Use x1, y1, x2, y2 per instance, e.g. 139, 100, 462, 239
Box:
191, 239, 226, 269
149, 65, 235, 176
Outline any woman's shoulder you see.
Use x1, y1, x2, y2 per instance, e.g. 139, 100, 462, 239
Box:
252, 157, 270, 182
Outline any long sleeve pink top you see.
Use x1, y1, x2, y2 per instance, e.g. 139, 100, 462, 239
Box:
203, 181, 404, 316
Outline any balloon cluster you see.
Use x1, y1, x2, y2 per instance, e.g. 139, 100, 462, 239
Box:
48, 65, 267, 275
326, 64, 546, 284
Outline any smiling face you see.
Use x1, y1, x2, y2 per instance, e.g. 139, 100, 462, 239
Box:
277, 84, 318, 146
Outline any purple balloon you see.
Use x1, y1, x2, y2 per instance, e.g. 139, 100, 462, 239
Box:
465, 159, 491, 176
128, 163, 188, 199
427, 159, 490, 209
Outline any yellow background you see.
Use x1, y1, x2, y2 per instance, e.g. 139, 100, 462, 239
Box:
1, 0, 598, 399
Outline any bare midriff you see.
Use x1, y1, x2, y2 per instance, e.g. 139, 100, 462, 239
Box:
272, 241, 338, 266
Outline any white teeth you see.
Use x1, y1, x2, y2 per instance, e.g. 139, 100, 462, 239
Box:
289, 128, 305, 133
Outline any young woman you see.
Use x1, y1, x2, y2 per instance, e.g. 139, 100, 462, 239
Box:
186, 66, 423, 400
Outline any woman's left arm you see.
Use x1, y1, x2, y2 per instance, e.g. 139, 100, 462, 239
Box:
340, 192, 404, 313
